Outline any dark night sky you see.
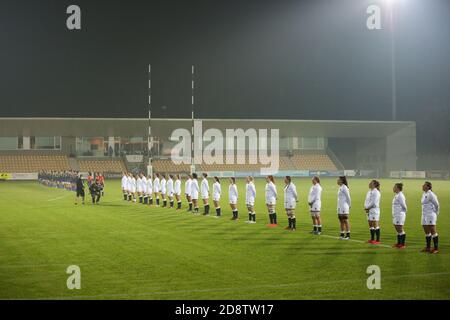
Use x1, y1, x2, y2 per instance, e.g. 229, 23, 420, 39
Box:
0, 0, 449, 153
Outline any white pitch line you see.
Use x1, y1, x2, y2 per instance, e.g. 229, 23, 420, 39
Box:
46, 194, 71, 202
320, 234, 392, 248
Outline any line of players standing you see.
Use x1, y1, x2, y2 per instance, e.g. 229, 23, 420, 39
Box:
122, 173, 441, 254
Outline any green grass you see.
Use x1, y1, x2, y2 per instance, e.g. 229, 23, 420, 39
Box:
0, 178, 449, 300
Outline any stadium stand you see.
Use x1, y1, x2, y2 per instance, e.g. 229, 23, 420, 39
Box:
150, 151, 338, 172
77, 159, 127, 173
152, 159, 191, 173
0, 155, 71, 172
289, 151, 337, 171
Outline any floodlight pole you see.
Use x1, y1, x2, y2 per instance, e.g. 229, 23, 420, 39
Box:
389, 4, 397, 121
147, 64, 153, 177
190, 65, 195, 174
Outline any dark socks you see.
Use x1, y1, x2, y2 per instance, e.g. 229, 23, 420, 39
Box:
273, 213, 277, 224
370, 228, 375, 241
149, 198, 153, 205
170, 200, 174, 208
188, 202, 192, 211
216, 207, 221, 216
204, 204, 209, 214
163, 200, 167, 207
426, 235, 432, 248
123, 194, 127, 200
375, 228, 380, 242
177, 201, 181, 209
432, 235, 439, 249
139, 196, 143, 203
156, 198, 160, 205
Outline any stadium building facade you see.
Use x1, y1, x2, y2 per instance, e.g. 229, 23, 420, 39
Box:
0, 117, 417, 178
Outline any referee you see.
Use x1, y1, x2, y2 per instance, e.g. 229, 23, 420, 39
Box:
75, 174, 85, 205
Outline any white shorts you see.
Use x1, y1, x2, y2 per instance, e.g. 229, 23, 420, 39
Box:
310, 203, 321, 212
191, 192, 199, 200
201, 193, 209, 200
229, 197, 237, 205
367, 212, 380, 222
246, 200, 255, 207
266, 198, 276, 206
147, 189, 153, 195
285, 201, 296, 210
213, 195, 221, 202
130, 187, 136, 193
337, 207, 349, 215
422, 213, 437, 226
168, 192, 174, 197
393, 213, 406, 226
137, 186, 143, 193
154, 188, 160, 193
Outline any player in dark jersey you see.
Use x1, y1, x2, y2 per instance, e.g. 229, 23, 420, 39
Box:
75, 174, 85, 205
89, 181, 102, 204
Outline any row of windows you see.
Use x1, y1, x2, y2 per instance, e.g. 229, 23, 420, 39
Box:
0, 137, 61, 150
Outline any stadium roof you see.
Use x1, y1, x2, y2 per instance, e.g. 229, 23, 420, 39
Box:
0, 117, 416, 138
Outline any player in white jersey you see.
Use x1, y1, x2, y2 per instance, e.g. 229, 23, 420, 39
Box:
185, 174, 193, 211
364, 180, 381, 244
421, 181, 440, 254
201, 173, 210, 215
229, 177, 239, 220
174, 175, 182, 210
160, 175, 167, 207
284, 176, 298, 231
141, 174, 148, 204
308, 176, 323, 235
337, 176, 351, 240
245, 176, 256, 223
153, 173, 161, 206
392, 183, 407, 248
146, 174, 153, 205
121, 172, 128, 201
136, 174, 143, 203
130, 174, 137, 203
265, 175, 278, 226
212, 176, 222, 217
167, 175, 174, 208
127, 173, 134, 202
191, 173, 200, 214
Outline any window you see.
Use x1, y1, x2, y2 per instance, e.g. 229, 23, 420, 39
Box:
0, 137, 18, 150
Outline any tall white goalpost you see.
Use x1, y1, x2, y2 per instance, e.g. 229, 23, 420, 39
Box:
190, 65, 196, 175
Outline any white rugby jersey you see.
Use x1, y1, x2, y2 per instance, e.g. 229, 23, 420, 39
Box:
337, 185, 351, 212
121, 175, 127, 189
265, 182, 277, 202
153, 177, 160, 192
213, 181, 221, 199
190, 179, 199, 198
364, 189, 381, 214
421, 190, 439, 215
174, 179, 181, 194
160, 178, 167, 194
142, 176, 147, 193
284, 182, 298, 205
146, 177, 153, 194
137, 177, 142, 191
127, 176, 133, 191
167, 178, 174, 195
308, 184, 322, 207
246, 182, 256, 203
392, 191, 407, 216
130, 177, 136, 191
185, 178, 192, 194
229, 184, 238, 200
201, 178, 209, 196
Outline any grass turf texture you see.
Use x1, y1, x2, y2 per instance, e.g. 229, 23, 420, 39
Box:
0, 178, 449, 300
